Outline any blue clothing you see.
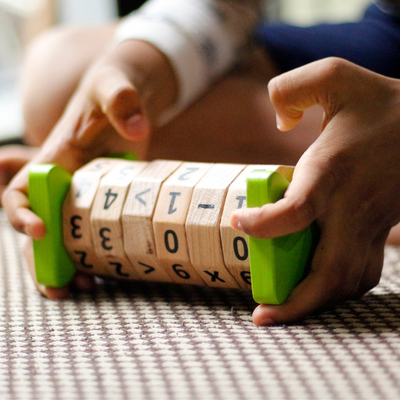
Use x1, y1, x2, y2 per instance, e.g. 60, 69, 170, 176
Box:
256, 4, 400, 79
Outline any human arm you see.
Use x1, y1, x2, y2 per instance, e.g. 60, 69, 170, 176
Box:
230, 57, 400, 325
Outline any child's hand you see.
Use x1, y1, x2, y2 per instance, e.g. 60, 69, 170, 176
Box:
0, 146, 38, 203
2, 39, 177, 297
231, 58, 400, 326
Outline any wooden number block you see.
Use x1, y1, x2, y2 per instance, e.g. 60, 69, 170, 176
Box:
122, 160, 182, 282
220, 165, 294, 289
63, 158, 121, 277
153, 162, 213, 285
185, 163, 246, 288
90, 161, 148, 279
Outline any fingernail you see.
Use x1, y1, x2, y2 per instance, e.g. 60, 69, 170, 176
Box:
259, 317, 275, 327
276, 114, 283, 130
231, 216, 244, 232
125, 114, 149, 139
45, 287, 70, 300
24, 224, 31, 237
126, 113, 142, 127
38, 283, 46, 293
126, 114, 145, 130
73, 274, 96, 292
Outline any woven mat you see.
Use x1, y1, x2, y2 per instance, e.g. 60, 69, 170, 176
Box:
2, 210, 400, 400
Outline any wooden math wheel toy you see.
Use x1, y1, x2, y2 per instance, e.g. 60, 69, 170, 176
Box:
28, 157, 318, 304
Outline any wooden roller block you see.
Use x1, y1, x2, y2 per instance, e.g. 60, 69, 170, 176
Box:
185, 163, 246, 288
122, 160, 182, 282
90, 161, 148, 279
29, 157, 316, 305
63, 158, 120, 277
152, 162, 213, 285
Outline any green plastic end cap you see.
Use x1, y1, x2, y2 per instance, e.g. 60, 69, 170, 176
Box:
107, 152, 138, 161
29, 164, 76, 288
247, 170, 315, 305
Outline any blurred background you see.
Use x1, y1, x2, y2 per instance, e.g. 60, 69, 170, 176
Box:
0, 0, 371, 143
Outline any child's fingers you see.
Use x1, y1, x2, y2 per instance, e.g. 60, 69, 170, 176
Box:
245, 59, 400, 325
0, 148, 38, 206
230, 199, 314, 239
251, 220, 376, 326
91, 66, 151, 141
352, 231, 387, 299
24, 239, 70, 300
70, 273, 97, 293
24, 231, 96, 298
251, 270, 332, 326
2, 183, 45, 239
268, 57, 358, 131
231, 152, 337, 239
2, 159, 51, 240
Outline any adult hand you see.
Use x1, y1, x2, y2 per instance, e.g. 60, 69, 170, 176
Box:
231, 57, 400, 325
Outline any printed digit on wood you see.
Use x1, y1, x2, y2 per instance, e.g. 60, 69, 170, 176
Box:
185, 163, 246, 288
153, 162, 213, 285
122, 160, 182, 282
90, 161, 148, 279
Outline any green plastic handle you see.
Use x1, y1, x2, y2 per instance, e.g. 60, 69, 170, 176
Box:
29, 164, 76, 287
28, 152, 138, 288
247, 170, 316, 304
107, 152, 138, 161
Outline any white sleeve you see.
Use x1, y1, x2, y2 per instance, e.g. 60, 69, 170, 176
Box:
113, 0, 262, 125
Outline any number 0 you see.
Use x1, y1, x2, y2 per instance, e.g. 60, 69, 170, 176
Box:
164, 230, 178, 253
233, 237, 248, 261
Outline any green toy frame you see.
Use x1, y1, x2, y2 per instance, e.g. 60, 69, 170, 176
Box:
28, 162, 317, 304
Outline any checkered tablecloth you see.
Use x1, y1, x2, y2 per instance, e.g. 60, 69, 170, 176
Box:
1, 209, 400, 400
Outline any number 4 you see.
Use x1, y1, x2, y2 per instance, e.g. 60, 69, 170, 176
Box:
104, 188, 118, 210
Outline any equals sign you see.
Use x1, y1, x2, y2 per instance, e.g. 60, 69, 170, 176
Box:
198, 204, 215, 209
